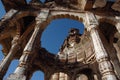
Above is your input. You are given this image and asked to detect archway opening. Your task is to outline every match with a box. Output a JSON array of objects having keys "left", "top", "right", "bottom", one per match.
[
  {"left": 31, "top": 71, "right": 44, "bottom": 80},
  {"left": 41, "top": 18, "right": 84, "bottom": 54},
  {"left": 99, "top": 22, "right": 117, "bottom": 44},
  {"left": 76, "top": 69, "right": 93, "bottom": 80},
  {"left": 18, "top": 16, "right": 35, "bottom": 35}
]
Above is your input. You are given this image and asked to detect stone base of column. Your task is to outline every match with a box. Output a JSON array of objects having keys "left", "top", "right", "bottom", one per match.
[
  {"left": 6, "top": 73, "right": 26, "bottom": 80},
  {"left": 102, "top": 74, "right": 117, "bottom": 80},
  {"left": 98, "top": 60, "right": 118, "bottom": 80}
]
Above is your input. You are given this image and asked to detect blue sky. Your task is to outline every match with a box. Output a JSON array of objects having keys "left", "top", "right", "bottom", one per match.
[{"left": 0, "top": 0, "right": 85, "bottom": 80}]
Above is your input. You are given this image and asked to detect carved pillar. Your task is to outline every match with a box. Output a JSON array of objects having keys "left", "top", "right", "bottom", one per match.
[
  {"left": 93, "top": 0, "right": 107, "bottom": 8},
  {"left": 0, "top": 35, "right": 20, "bottom": 79},
  {"left": 86, "top": 13, "right": 117, "bottom": 80},
  {"left": 0, "top": 9, "right": 19, "bottom": 79},
  {"left": 6, "top": 9, "right": 49, "bottom": 80},
  {"left": 114, "top": 20, "right": 120, "bottom": 79},
  {"left": 112, "top": 0, "right": 120, "bottom": 12}
]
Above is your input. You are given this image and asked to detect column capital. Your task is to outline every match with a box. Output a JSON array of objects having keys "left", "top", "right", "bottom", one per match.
[
  {"left": 87, "top": 25, "right": 98, "bottom": 32},
  {"left": 86, "top": 12, "right": 99, "bottom": 31},
  {"left": 36, "top": 9, "right": 50, "bottom": 25}
]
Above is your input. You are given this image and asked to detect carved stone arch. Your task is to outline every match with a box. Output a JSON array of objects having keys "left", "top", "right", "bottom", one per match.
[
  {"left": 49, "top": 11, "right": 84, "bottom": 22},
  {"left": 98, "top": 18, "right": 118, "bottom": 44},
  {"left": 11, "top": 11, "right": 38, "bottom": 36},
  {"left": 39, "top": 11, "right": 85, "bottom": 39},
  {"left": 13, "top": 11, "right": 38, "bottom": 20},
  {"left": 0, "top": 11, "right": 37, "bottom": 56},
  {"left": 98, "top": 18, "right": 120, "bottom": 37}
]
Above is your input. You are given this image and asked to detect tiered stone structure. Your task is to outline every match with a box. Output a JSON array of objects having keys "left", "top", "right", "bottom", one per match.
[{"left": 0, "top": 0, "right": 120, "bottom": 80}]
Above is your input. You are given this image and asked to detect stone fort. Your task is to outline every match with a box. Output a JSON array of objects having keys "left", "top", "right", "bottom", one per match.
[{"left": 0, "top": 0, "right": 120, "bottom": 80}]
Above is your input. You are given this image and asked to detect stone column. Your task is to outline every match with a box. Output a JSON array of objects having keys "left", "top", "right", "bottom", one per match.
[
  {"left": 112, "top": 0, "right": 120, "bottom": 12},
  {"left": 93, "top": 0, "right": 107, "bottom": 8},
  {"left": 0, "top": 9, "right": 19, "bottom": 79},
  {"left": 6, "top": 9, "right": 49, "bottom": 80},
  {"left": 86, "top": 13, "right": 117, "bottom": 80},
  {"left": 0, "top": 35, "right": 20, "bottom": 79}
]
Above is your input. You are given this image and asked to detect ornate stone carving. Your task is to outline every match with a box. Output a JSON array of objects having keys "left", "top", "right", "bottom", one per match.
[
  {"left": 58, "top": 28, "right": 96, "bottom": 64},
  {"left": 86, "top": 13, "right": 117, "bottom": 79}
]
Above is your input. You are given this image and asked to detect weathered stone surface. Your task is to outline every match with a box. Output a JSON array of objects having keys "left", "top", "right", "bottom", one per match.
[{"left": 0, "top": 0, "right": 120, "bottom": 80}]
